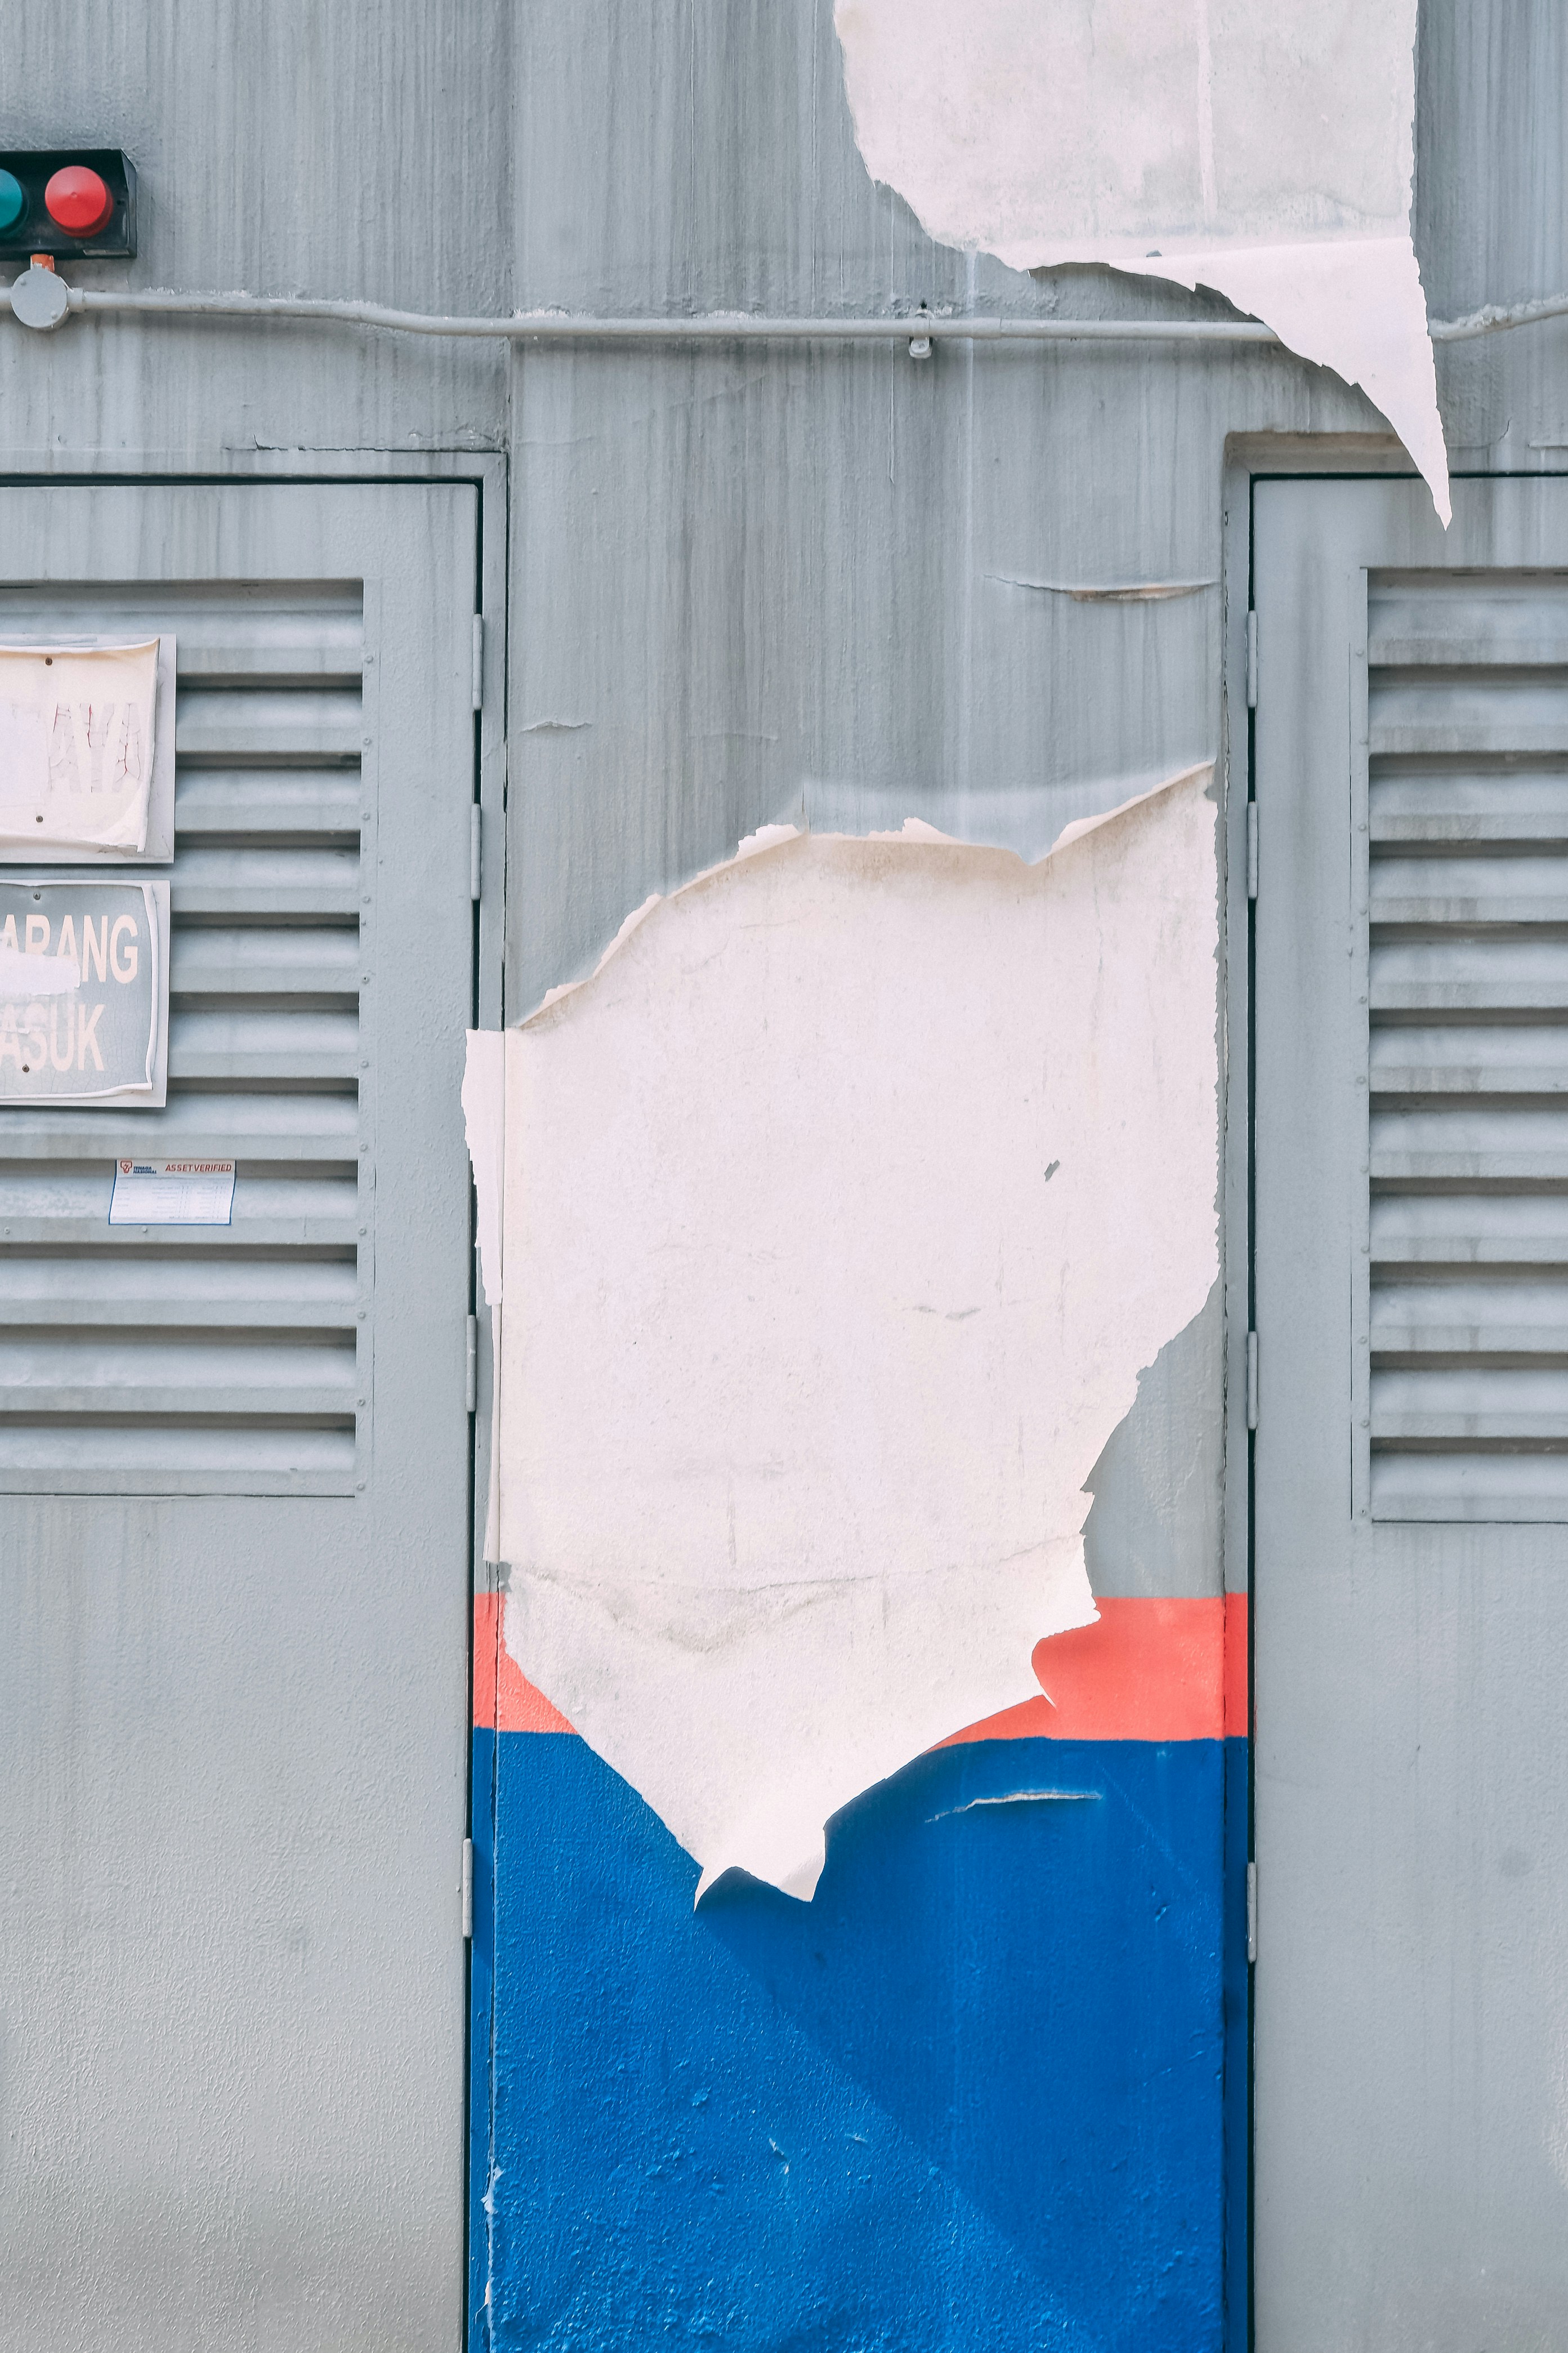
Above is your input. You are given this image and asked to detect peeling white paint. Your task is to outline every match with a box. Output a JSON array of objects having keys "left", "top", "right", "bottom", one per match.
[
  {"left": 785, "top": 765, "right": 1216, "bottom": 867},
  {"left": 465, "top": 765, "right": 1218, "bottom": 1901},
  {"left": 834, "top": 0, "right": 1449, "bottom": 523}
]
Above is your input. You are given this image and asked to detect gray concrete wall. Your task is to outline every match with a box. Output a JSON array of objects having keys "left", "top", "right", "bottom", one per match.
[
  {"left": 1, "top": 5, "right": 1560, "bottom": 973},
  {"left": 1, "top": 8, "right": 1565, "bottom": 2345},
  {"left": 1, "top": 0, "right": 513, "bottom": 458}
]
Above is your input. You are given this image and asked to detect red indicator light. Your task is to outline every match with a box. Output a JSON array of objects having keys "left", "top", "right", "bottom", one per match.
[{"left": 43, "top": 165, "right": 113, "bottom": 237}]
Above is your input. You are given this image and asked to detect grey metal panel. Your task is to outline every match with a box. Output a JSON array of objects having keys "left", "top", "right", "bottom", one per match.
[
  {"left": 0, "top": 582, "right": 369, "bottom": 1497},
  {"left": 1253, "top": 476, "right": 1568, "bottom": 2349},
  {"left": 0, "top": 483, "right": 476, "bottom": 2353},
  {"left": 1360, "top": 569, "right": 1568, "bottom": 1518}
]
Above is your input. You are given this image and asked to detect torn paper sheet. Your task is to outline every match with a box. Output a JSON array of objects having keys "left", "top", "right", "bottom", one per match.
[
  {"left": 834, "top": 0, "right": 1449, "bottom": 523},
  {"left": 466, "top": 765, "right": 1219, "bottom": 1900},
  {"left": 0, "top": 641, "right": 160, "bottom": 852}
]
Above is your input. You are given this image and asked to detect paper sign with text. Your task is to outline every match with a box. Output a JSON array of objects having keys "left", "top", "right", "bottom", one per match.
[
  {"left": 0, "top": 640, "right": 160, "bottom": 853},
  {"left": 0, "top": 879, "right": 166, "bottom": 1104},
  {"left": 110, "top": 1158, "right": 235, "bottom": 1226}
]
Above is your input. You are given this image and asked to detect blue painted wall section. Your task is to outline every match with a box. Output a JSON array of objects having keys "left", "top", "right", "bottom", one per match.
[
  {"left": 1222, "top": 1734, "right": 1250, "bottom": 2349},
  {"left": 470, "top": 1728, "right": 1230, "bottom": 2352}
]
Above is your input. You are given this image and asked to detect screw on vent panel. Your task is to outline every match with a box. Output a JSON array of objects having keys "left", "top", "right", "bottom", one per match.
[
  {"left": 0, "top": 579, "right": 371, "bottom": 1498},
  {"left": 1365, "top": 569, "right": 1568, "bottom": 1521}
]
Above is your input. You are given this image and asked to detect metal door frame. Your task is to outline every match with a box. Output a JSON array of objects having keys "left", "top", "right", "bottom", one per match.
[
  {"left": 0, "top": 448, "right": 508, "bottom": 2346},
  {"left": 1222, "top": 441, "right": 1568, "bottom": 2349}
]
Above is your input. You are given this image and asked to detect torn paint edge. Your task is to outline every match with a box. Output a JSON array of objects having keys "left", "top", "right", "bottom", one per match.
[
  {"left": 831, "top": 4, "right": 1449, "bottom": 521},
  {"left": 463, "top": 759, "right": 1216, "bottom": 1562},
  {"left": 514, "top": 762, "right": 1214, "bottom": 1031}
]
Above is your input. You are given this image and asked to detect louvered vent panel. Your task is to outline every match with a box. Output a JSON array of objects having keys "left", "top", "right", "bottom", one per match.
[
  {"left": 1368, "top": 573, "right": 1568, "bottom": 1519},
  {"left": 0, "top": 587, "right": 365, "bottom": 1495}
]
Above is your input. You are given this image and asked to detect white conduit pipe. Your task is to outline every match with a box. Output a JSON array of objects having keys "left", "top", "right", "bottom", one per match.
[{"left": 1, "top": 279, "right": 1562, "bottom": 345}]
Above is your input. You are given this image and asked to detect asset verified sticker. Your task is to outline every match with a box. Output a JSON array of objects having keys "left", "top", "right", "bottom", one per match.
[{"left": 109, "top": 1157, "right": 235, "bottom": 1226}]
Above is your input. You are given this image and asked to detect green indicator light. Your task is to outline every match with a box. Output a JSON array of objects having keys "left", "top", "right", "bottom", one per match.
[{"left": 0, "top": 171, "right": 24, "bottom": 237}]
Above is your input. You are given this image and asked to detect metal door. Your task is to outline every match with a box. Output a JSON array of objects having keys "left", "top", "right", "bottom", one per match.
[
  {"left": 1253, "top": 475, "right": 1568, "bottom": 2347},
  {"left": 0, "top": 483, "right": 478, "bottom": 2352}
]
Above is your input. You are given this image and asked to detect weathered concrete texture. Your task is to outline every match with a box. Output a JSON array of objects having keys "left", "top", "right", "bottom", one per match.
[
  {"left": 506, "top": 0, "right": 1568, "bottom": 1008},
  {"left": 1415, "top": 3, "right": 1568, "bottom": 454},
  {"left": 0, "top": 0, "right": 513, "bottom": 456},
  {"left": 0, "top": 6, "right": 1561, "bottom": 2351}
]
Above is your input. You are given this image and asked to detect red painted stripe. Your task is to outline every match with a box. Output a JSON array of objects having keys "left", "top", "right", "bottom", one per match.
[
  {"left": 473, "top": 1592, "right": 575, "bottom": 1732},
  {"left": 1223, "top": 1591, "right": 1248, "bottom": 1740},
  {"left": 941, "top": 1596, "right": 1228, "bottom": 1746},
  {"left": 474, "top": 1590, "right": 1250, "bottom": 1744}
]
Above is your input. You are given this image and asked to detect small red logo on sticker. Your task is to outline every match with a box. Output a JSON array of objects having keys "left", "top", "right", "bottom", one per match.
[{"left": 120, "top": 1161, "right": 132, "bottom": 1173}]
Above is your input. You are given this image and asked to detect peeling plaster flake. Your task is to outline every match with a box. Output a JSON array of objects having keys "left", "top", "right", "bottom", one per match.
[
  {"left": 834, "top": 0, "right": 1449, "bottom": 523},
  {"left": 471, "top": 768, "right": 1218, "bottom": 1901}
]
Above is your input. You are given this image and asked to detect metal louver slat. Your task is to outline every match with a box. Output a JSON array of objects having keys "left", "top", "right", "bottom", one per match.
[
  {"left": 176, "top": 689, "right": 364, "bottom": 766},
  {"left": 175, "top": 772, "right": 362, "bottom": 841},
  {"left": 1367, "top": 572, "right": 1568, "bottom": 1519},
  {"left": 0, "top": 581, "right": 367, "bottom": 1496}
]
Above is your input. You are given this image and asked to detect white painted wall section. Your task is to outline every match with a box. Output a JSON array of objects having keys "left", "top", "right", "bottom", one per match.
[
  {"left": 834, "top": 0, "right": 1449, "bottom": 522},
  {"left": 465, "top": 766, "right": 1219, "bottom": 1899}
]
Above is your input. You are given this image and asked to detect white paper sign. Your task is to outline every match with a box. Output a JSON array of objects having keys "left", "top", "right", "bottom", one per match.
[
  {"left": 0, "top": 640, "right": 160, "bottom": 853},
  {"left": 110, "top": 1158, "right": 235, "bottom": 1227}
]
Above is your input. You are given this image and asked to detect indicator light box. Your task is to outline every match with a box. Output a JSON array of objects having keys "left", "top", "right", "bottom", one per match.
[{"left": 0, "top": 150, "right": 136, "bottom": 260}]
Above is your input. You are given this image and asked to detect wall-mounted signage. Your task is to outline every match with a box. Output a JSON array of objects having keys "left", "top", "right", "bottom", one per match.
[
  {"left": 0, "top": 637, "right": 175, "bottom": 861},
  {"left": 0, "top": 879, "right": 168, "bottom": 1107},
  {"left": 109, "top": 1157, "right": 234, "bottom": 1225}
]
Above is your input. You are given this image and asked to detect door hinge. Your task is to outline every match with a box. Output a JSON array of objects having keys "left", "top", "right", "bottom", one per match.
[
  {"left": 462, "top": 1837, "right": 475, "bottom": 1940},
  {"left": 472, "top": 614, "right": 485, "bottom": 712},
  {"left": 1245, "top": 610, "right": 1258, "bottom": 709},
  {"left": 1246, "top": 1330, "right": 1259, "bottom": 1430},
  {"left": 1246, "top": 1860, "right": 1257, "bottom": 1963},
  {"left": 470, "top": 805, "right": 483, "bottom": 902},
  {"left": 466, "top": 1313, "right": 478, "bottom": 1414},
  {"left": 1245, "top": 800, "right": 1258, "bottom": 901}
]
